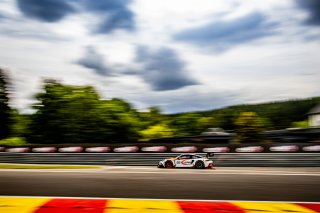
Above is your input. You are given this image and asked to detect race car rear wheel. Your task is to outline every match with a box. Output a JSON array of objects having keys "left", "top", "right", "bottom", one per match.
[
  {"left": 165, "top": 161, "right": 174, "bottom": 168},
  {"left": 195, "top": 161, "right": 205, "bottom": 169}
]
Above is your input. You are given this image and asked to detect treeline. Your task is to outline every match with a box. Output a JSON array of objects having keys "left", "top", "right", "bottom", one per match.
[
  {"left": 182, "top": 97, "right": 320, "bottom": 130},
  {"left": 0, "top": 69, "right": 319, "bottom": 145}
]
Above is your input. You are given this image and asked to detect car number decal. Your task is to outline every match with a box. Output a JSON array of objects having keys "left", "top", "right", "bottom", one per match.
[{"left": 181, "top": 160, "right": 191, "bottom": 165}]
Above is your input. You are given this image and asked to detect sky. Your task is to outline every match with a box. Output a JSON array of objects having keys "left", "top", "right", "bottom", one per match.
[{"left": 0, "top": 0, "right": 319, "bottom": 114}]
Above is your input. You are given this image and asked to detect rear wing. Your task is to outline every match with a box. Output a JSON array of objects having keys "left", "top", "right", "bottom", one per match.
[{"left": 206, "top": 153, "right": 215, "bottom": 158}]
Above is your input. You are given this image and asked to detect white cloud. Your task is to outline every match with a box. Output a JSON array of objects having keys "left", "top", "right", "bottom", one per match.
[{"left": 0, "top": 0, "right": 319, "bottom": 114}]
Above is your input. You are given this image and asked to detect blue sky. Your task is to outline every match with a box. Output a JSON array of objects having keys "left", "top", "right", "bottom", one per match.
[{"left": 0, "top": 0, "right": 319, "bottom": 113}]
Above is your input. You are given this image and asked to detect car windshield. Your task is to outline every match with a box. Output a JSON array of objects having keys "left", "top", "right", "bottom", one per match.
[
  {"left": 176, "top": 154, "right": 203, "bottom": 159},
  {"left": 177, "top": 155, "right": 191, "bottom": 159}
]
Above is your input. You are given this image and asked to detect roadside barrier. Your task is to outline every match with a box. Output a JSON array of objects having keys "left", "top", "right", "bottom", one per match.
[
  {"left": 85, "top": 147, "right": 110, "bottom": 152},
  {"left": 203, "top": 147, "right": 230, "bottom": 153},
  {"left": 32, "top": 147, "right": 57, "bottom": 153},
  {"left": 1, "top": 143, "right": 320, "bottom": 153},
  {"left": 0, "top": 153, "right": 319, "bottom": 167},
  {"left": 58, "top": 147, "right": 83, "bottom": 153},
  {"left": 303, "top": 145, "right": 320, "bottom": 151},
  {"left": 141, "top": 146, "right": 167, "bottom": 152},
  {"left": 5, "top": 147, "right": 30, "bottom": 153},
  {"left": 113, "top": 146, "right": 139, "bottom": 152},
  {"left": 269, "top": 145, "right": 299, "bottom": 152},
  {"left": 171, "top": 146, "right": 197, "bottom": 153},
  {"left": 235, "top": 146, "right": 264, "bottom": 153}
]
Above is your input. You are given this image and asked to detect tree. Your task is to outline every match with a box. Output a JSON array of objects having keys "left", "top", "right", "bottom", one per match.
[
  {"left": 0, "top": 69, "right": 12, "bottom": 139},
  {"left": 139, "top": 106, "right": 164, "bottom": 127},
  {"left": 234, "top": 112, "right": 266, "bottom": 143},
  {"left": 197, "top": 117, "right": 217, "bottom": 132},
  {"left": 140, "top": 123, "right": 174, "bottom": 141},
  {"left": 168, "top": 113, "right": 202, "bottom": 136},
  {"left": 28, "top": 80, "right": 101, "bottom": 143},
  {"left": 148, "top": 106, "right": 162, "bottom": 123},
  {"left": 10, "top": 109, "right": 30, "bottom": 137},
  {"left": 291, "top": 120, "right": 309, "bottom": 128},
  {"left": 28, "top": 80, "right": 140, "bottom": 144},
  {"left": 97, "top": 99, "right": 140, "bottom": 143},
  {"left": 214, "top": 111, "right": 237, "bottom": 130}
]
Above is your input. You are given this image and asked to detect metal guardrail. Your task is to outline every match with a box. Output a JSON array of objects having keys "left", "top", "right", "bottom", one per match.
[{"left": 0, "top": 153, "right": 320, "bottom": 167}]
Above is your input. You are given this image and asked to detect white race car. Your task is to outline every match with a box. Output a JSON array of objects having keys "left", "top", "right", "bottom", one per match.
[{"left": 157, "top": 153, "right": 214, "bottom": 169}]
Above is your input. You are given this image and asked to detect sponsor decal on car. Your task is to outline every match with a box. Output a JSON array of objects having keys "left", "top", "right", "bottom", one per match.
[{"left": 181, "top": 160, "right": 192, "bottom": 165}]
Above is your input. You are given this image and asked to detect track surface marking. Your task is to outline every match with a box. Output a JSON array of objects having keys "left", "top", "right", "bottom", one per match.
[{"left": 0, "top": 197, "right": 320, "bottom": 213}]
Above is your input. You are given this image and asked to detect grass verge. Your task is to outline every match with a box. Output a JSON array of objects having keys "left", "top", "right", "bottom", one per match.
[{"left": 0, "top": 163, "right": 102, "bottom": 169}]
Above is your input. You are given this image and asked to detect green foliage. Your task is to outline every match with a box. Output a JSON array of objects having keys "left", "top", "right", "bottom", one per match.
[
  {"left": 0, "top": 69, "right": 12, "bottom": 139},
  {"left": 148, "top": 106, "right": 163, "bottom": 123},
  {"left": 1, "top": 72, "right": 320, "bottom": 143},
  {"left": 10, "top": 110, "right": 30, "bottom": 137},
  {"left": 138, "top": 106, "right": 166, "bottom": 129},
  {"left": 212, "top": 98, "right": 320, "bottom": 129},
  {"left": 213, "top": 112, "right": 237, "bottom": 130},
  {"left": 139, "top": 123, "right": 174, "bottom": 141},
  {"left": 291, "top": 120, "right": 309, "bottom": 128},
  {"left": 169, "top": 97, "right": 320, "bottom": 131},
  {"left": 234, "top": 112, "right": 266, "bottom": 143},
  {"left": 28, "top": 80, "right": 140, "bottom": 143},
  {"left": 197, "top": 117, "right": 217, "bottom": 131},
  {"left": 0, "top": 137, "right": 27, "bottom": 146},
  {"left": 97, "top": 99, "right": 140, "bottom": 142},
  {"left": 29, "top": 81, "right": 99, "bottom": 143},
  {"left": 168, "top": 113, "right": 202, "bottom": 136}
]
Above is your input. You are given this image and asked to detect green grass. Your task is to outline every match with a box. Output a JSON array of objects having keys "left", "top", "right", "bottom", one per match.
[{"left": 0, "top": 163, "right": 102, "bottom": 169}]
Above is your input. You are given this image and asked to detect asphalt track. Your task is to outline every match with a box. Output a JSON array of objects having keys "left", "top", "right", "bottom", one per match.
[{"left": 0, "top": 167, "right": 319, "bottom": 202}]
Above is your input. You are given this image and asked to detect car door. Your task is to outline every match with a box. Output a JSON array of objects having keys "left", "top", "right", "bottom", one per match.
[{"left": 175, "top": 155, "right": 194, "bottom": 168}]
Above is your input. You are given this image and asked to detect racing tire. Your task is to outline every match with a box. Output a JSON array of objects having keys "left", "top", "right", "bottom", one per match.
[
  {"left": 195, "top": 161, "right": 205, "bottom": 169},
  {"left": 165, "top": 161, "right": 174, "bottom": 168}
]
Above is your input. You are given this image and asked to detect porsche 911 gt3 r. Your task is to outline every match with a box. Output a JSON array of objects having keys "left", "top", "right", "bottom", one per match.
[{"left": 157, "top": 154, "right": 214, "bottom": 169}]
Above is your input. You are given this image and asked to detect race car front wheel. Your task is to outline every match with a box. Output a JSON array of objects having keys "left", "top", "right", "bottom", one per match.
[
  {"left": 195, "top": 161, "right": 205, "bottom": 169},
  {"left": 165, "top": 161, "right": 174, "bottom": 168}
]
